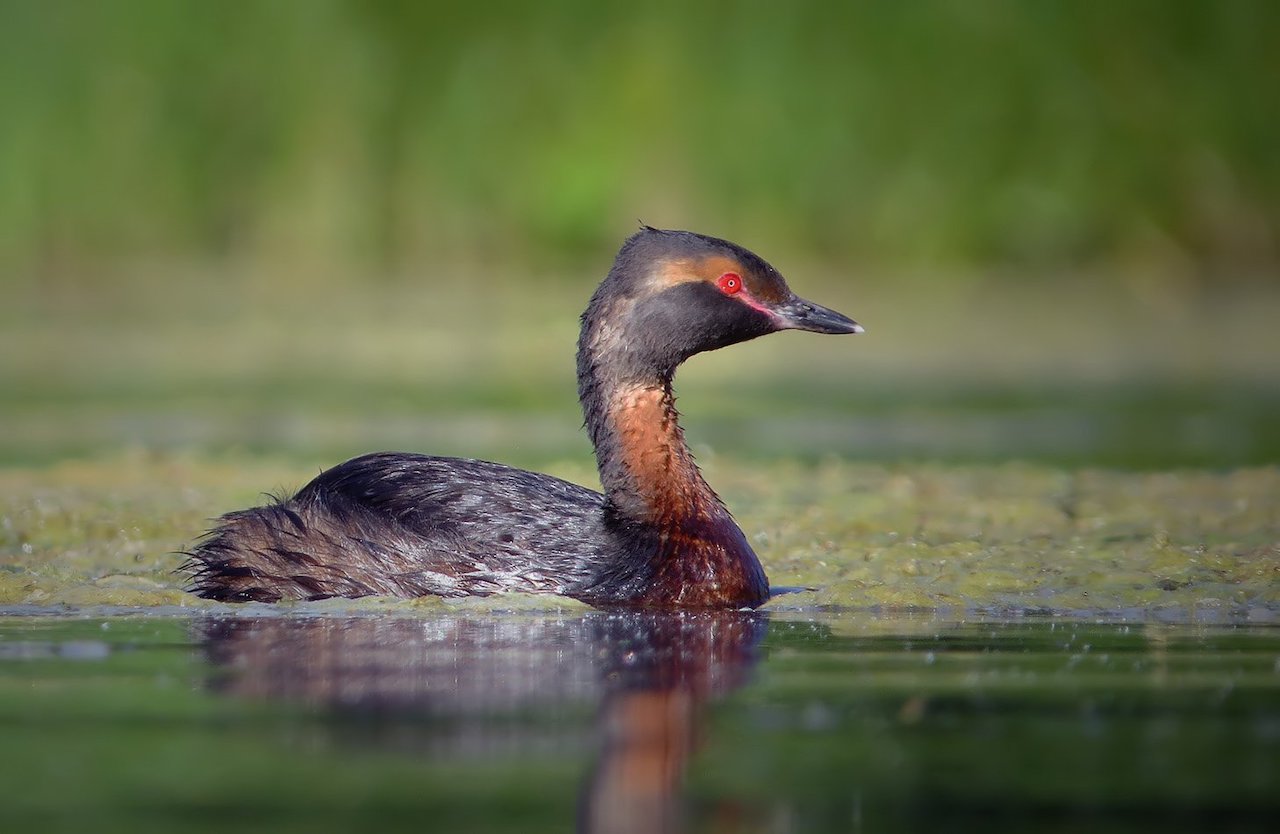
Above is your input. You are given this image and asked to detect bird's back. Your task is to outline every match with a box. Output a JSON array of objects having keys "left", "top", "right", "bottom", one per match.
[{"left": 187, "top": 453, "right": 612, "bottom": 602}]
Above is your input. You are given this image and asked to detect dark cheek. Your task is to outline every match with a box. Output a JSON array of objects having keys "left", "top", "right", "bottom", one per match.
[
  {"left": 688, "top": 285, "right": 768, "bottom": 332},
  {"left": 703, "top": 306, "right": 773, "bottom": 351},
  {"left": 632, "top": 283, "right": 777, "bottom": 364}
]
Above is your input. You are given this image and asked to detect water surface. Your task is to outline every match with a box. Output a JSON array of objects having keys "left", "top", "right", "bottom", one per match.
[{"left": 1, "top": 610, "right": 1275, "bottom": 833}]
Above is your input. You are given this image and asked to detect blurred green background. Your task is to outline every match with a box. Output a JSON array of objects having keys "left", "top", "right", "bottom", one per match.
[
  {"left": 1, "top": 0, "right": 1278, "bottom": 468},
  {"left": 4, "top": 0, "right": 1278, "bottom": 277}
]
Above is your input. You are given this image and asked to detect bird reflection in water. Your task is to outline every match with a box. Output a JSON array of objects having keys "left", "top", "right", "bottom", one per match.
[{"left": 197, "top": 611, "right": 766, "bottom": 833}]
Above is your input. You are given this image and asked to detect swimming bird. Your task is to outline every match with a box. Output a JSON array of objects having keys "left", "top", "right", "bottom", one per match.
[{"left": 185, "top": 227, "right": 861, "bottom": 608}]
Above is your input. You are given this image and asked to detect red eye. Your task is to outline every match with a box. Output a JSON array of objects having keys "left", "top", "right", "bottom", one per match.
[{"left": 718, "top": 273, "right": 742, "bottom": 295}]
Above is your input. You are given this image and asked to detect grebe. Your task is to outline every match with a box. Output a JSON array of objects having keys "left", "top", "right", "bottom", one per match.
[{"left": 185, "top": 227, "right": 861, "bottom": 608}]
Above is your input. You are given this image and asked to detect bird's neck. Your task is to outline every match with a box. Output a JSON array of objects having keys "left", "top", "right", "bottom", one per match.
[
  {"left": 581, "top": 370, "right": 723, "bottom": 525},
  {"left": 575, "top": 304, "right": 770, "bottom": 608},
  {"left": 577, "top": 322, "right": 722, "bottom": 525}
]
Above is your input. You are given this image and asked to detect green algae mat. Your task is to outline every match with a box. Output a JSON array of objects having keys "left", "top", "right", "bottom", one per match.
[
  {"left": 1, "top": 453, "right": 1276, "bottom": 617},
  {"left": 3, "top": 280, "right": 1278, "bottom": 616}
]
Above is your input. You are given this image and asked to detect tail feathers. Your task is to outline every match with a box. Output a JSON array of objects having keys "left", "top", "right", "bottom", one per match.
[{"left": 183, "top": 498, "right": 421, "bottom": 602}]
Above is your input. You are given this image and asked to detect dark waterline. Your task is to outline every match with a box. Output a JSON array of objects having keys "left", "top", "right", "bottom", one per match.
[{"left": 1, "top": 610, "right": 1277, "bottom": 833}]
